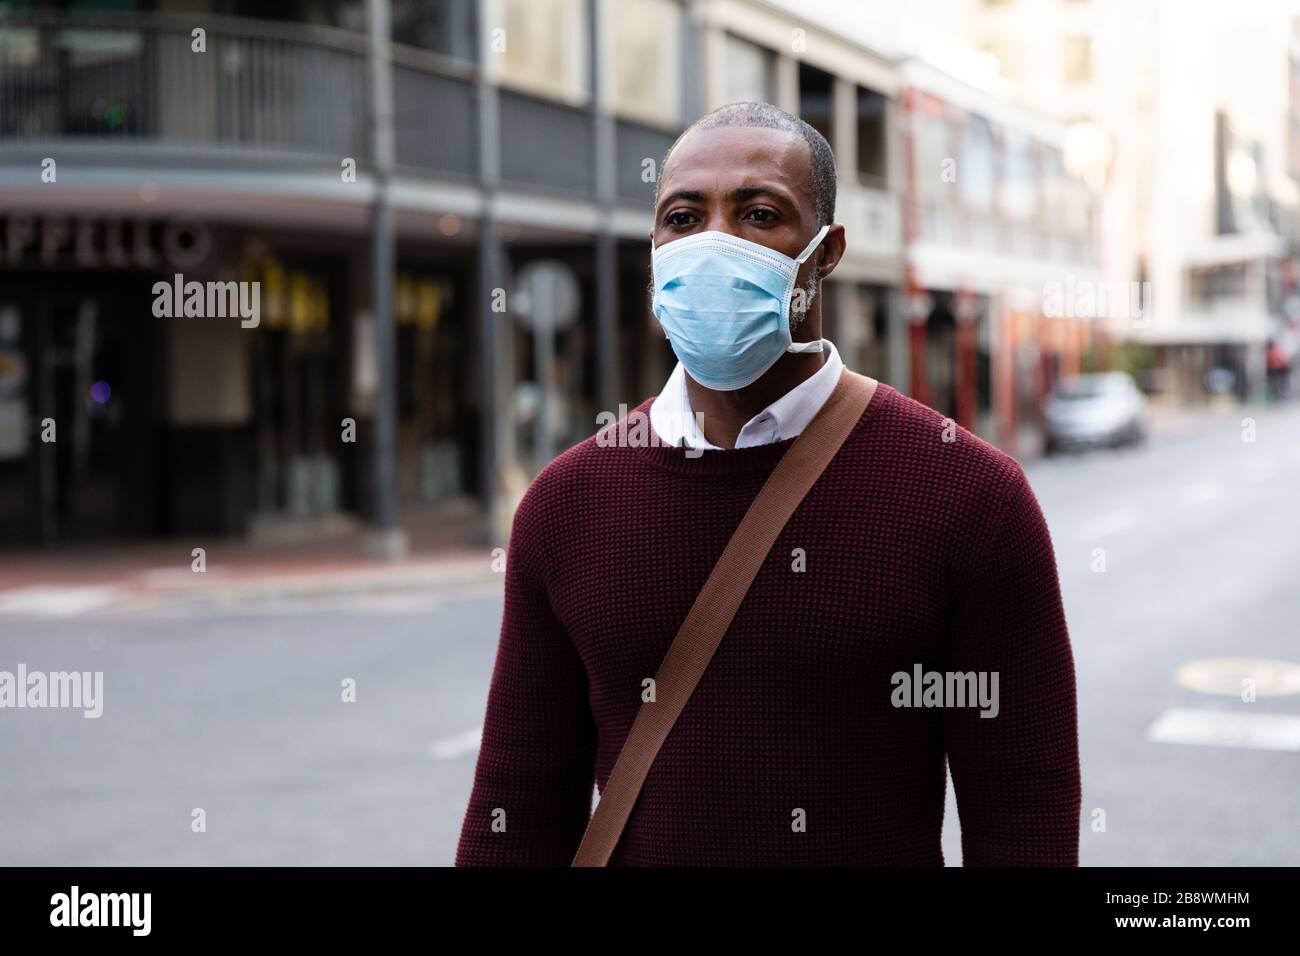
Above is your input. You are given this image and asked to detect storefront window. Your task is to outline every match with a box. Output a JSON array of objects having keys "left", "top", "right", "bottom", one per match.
[
  {"left": 395, "top": 270, "right": 463, "bottom": 503},
  {"left": 245, "top": 253, "right": 339, "bottom": 521}
]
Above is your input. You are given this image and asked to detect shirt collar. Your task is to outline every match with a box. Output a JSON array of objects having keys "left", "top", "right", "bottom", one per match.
[
  {"left": 752, "top": 338, "right": 843, "bottom": 444},
  {"left": 649, "top": 338, "right": 843, "bottom": 451}
]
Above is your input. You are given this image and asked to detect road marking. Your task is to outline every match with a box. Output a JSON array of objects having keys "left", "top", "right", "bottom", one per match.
[
  {"left": 1180, "top": 479, "right": 1223, "bottom": 506},
  {"left": 429, "top": 727, "right": 482, "bottom": 759},
  {"left": 1176, "top": 657, "right": 1300, "bottom": 697},
  {"left": 0, "top": 586, "right": 121, "bottom": 618},
  {"left": 1146, "top": 708, "right": 1300, "bottom": 752},
  {"left": 326, "top": 592, "right": 448, "bottom": 614},
  {"left": 1079, "top": 507, "right": 1138, "bottom": 541},
  {"left": 2, "top": 580, "right": 504, "bottom": 621},
  {"left": 1242, "top": 458, "right": 1276, "bottom": 482},
  {"left": 138, "top": 567, "right": 233, "bottom": 586}
]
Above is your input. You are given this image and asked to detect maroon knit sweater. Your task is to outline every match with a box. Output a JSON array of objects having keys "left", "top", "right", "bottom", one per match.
[{"left": 455, "top": 382, "right": 1081, "bottom": 866}]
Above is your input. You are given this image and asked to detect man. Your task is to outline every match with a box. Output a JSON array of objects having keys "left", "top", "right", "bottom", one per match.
[{"left": 455, "top": 102, "right": 1080, "bottom": 866}]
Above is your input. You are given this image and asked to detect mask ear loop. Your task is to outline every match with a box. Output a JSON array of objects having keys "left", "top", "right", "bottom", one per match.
[
  {"left": 785, "top": 224, "right": 831, "bottom": 353},
  {"left": 794, "top": 224, "right": 831, "bottom": 265}
]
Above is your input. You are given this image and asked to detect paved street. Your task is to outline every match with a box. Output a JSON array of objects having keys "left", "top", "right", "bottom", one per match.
[{"left": 2, "top": 403, "right": 1299, "bottom": 866}]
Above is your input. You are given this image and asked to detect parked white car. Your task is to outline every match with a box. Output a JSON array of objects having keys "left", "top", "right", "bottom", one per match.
[{"left": 1042, "top": 371, "right": 1147, "bottom": 454}]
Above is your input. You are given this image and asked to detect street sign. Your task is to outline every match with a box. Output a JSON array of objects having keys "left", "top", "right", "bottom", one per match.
[
  {"left": 514, "top": 260, "right": 579, "bottom": 333},
  {"left": 513, "top": 260, "right": 580, "bottom": 466}
]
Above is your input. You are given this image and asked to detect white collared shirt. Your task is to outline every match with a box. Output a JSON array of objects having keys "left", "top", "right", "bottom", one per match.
[{"left": 649, "top": 338, "right": 844, "bottom": 450}]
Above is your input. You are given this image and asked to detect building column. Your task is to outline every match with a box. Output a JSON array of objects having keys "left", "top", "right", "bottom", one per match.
[
  {"left": 887, "top": 284, "right": 910, "bottom": 393},
  {"left": 954, "top": 286, "right": 978, "bottom": 431},
  {"left": 884, "top": 95, "right": 905, "bottom": 194},
  {"left": 831, "top": 279, "right": 861, "bottom": 371},
  {"left": 699, "top": 23, "right": 728, "bottom": 113},
  {"left": 898, "top": 86, "right": 924, "bottom": 405},
  {"left": 365, "top": 0, "right": 405, "bottom": 559},
  {"left": 775, "top": 54, "right": 799, "bottom": 115},
  {"left": 907, "top": 270, "right": 931, "bottom": 408},
  {"left": 832, "top": 76, "right": 857, "bottom": 179},
  {"left": 591, "top": 0, "right": 620, "bottom": 415},
  {"left": 681, "top": 2, "right": 703, "bottom": 120},
  {"left": 994, "top": 295, "right": 1017, "bottom": 456},
  {"left": 476, "top": 12, "right": 514, "bottom": 546}
]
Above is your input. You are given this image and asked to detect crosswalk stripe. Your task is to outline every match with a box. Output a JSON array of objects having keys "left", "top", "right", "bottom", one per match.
[{"left": 1147, "top": 708, "right": 1300, "bottom": 752}]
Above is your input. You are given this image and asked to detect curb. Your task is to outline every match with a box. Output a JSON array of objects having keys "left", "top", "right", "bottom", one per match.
[{"left": 0, "top": 555, "right": 505, "bottom": 620}]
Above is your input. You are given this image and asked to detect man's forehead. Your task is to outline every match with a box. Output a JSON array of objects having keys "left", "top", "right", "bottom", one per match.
[{"left": 659, "top": 125, "right": 812, "bottom": 200}]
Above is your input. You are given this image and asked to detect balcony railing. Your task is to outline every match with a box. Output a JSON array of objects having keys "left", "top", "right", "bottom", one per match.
[{"left": 0, "top": 12, "right": 477, "bottom": 177}]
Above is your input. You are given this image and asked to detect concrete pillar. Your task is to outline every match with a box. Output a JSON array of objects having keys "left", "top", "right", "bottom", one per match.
[
  {"left": 591, "top": 0, "right": 620, "bottom": 415},
  {"left": 832, "top": 279, "right": 863, "bottom": 371},
  {"left": 832, "top": 76, "right": 857, "bottom": 180},
  {"left": 476, "top": 11, "right": 514, "bottom": 546},
  {"left": 775, "top": 54, "right": 799, "bottom": 115},
  {"left": 887, "top": 284, "right": 910, "bottom": 394},
  {"left": 365, "top": 0, "right": 406, "bottom": 560}
]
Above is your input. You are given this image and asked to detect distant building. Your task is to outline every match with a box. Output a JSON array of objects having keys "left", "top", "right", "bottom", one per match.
[{"left": 890, "top": 0, "right": 1300, "bottom": 403}]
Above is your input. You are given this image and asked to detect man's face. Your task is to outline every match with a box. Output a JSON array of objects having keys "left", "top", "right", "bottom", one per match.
[{"left": 651, "top": 125, "right": 843, "bottom": 330}]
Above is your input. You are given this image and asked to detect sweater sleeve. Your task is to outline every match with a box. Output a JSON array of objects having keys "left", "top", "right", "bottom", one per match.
[
  {"left": 454, "top": 492, "right": 597, "bottom": 867},
  {"left": 943, "top": 462, "right": 1081, "bottom": 866}
]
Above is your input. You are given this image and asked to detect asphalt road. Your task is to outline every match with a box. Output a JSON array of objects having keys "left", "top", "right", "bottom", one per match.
[{"left": 2, "top": 403, "right": 1299, "bottom": 866}]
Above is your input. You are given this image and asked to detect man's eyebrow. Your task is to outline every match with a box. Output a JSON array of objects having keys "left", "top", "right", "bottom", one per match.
[
  {"left": 656, "top": 184, "right": 797, "bottom": 209},
  {"left": 729, "top": 185, "right": 795, "bottom": 205},
  {"left": 656, "top": 188, "right": 707, "bottom": 208}
]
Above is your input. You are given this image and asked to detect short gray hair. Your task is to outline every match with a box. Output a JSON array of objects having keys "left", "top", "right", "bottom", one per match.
[{"left": 655, "top": 101, "right": 837, "bottom": 228}]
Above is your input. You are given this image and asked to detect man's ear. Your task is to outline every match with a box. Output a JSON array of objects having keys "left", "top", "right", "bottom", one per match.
[{"left": 816, "top": 224, "right": 846, "bottom": 280}]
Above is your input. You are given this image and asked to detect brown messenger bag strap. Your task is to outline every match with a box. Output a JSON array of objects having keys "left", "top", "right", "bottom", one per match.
[{"left": 570, "top": 368, "right": 879, "bottom": 866}]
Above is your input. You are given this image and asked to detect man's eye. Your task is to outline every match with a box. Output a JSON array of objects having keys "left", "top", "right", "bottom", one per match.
[
  {"left": 745, "top": 208, "right": 778, "bottom": 222},
  {"left": 666, "top": 211, "right": 696, "bottom": 227}
]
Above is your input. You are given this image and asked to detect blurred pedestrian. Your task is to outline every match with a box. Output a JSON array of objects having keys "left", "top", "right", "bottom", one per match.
[{"left": 1266, "top": 338, "right": 1291, "bottom": 400}]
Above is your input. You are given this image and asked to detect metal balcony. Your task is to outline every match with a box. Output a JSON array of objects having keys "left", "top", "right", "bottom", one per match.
[{"left": 0, "top": 12, "right": 477, "bottom": 178}]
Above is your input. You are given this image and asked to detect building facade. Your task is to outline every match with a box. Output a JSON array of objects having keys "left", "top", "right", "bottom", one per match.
[
  {"left": 0, "top": 0, "right": 692, "bottom": 545},
  {"left": 899, "top": 55, "right": 1102, "bottom": 454},
  {"left": 0, "top": 0, "right": 1100, "bottom": 547}
]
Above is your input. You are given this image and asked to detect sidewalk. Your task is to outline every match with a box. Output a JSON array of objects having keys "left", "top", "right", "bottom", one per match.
[
  {"left": 1141, "top": 393, "right": 1300, "bottom": 443},
  {"left": 1143, "top": 396, "right": 1242, "bottom": 439},
  {"left": 0, "top": 501, "right": 500, "bottom": 620},
  {"left": 5, "top": 397, "right": 1290, "bottom": 621}
]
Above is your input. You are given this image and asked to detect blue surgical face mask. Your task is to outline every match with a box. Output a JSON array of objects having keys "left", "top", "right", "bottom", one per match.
[{"left": 651, "top": 225, "right": 830, "bottom": 391}]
